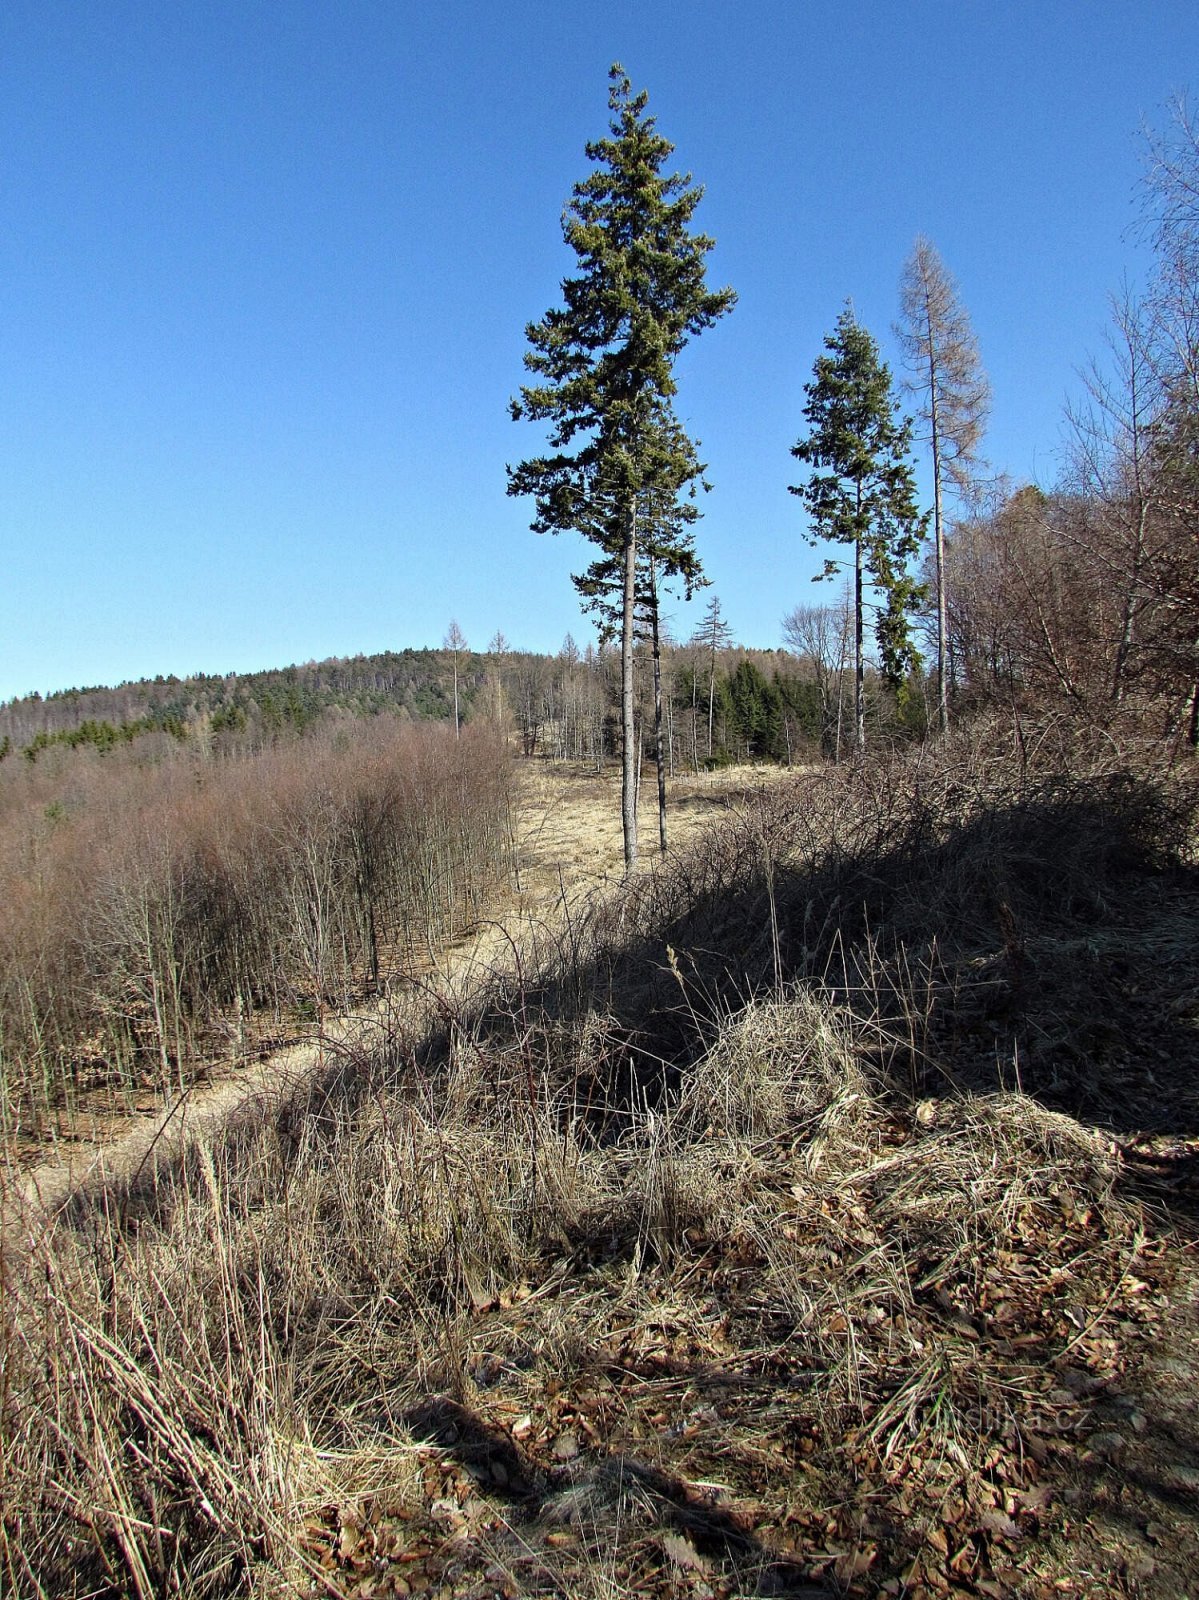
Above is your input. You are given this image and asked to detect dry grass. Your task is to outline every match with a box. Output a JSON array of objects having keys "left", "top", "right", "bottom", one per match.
[
  {"left": 508, "top": 759, "right": 791, "bottom": 896},
  {"left": 5, "top": 759, "right": 784, "bottom": 1211},
  {"left": 3, "top": 724, "right": 1198, "bottom": 1598}
]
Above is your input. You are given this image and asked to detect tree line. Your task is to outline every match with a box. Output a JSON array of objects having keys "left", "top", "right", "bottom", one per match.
[
  {"left": 495, "top": 616, "right": 924, "bottom": 771},
  {"left": 506, "top": 67, "right": 1199, "bottom": 872},
  {"left": 0, "top": 648, "right": 499, "bottom": 751},
  {"left": 0, "top": 630, "right": 910, "bottom": 770}
]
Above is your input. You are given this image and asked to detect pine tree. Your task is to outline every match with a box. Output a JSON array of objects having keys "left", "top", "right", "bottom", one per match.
[
  {"left": 508, "top": 65, "right": 735, "bottom": 870},
  {"left": 790, "top": 306, "right": 926, "bottom": 754}
]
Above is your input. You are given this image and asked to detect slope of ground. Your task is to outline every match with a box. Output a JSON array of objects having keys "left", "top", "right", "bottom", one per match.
[
  {"left": 5, "top": 761, "right": 783, "bottom": 1216},
  {"left": 4, "top": 732, "right": 1199, "bottom": 1600}
]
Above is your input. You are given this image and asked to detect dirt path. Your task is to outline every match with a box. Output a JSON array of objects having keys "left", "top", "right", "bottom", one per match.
[{"left": 4, "top": 761, "right": 781, "bottom": 1219}]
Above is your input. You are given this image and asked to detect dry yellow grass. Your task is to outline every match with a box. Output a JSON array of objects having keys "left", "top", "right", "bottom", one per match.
[
  {"left": 508, "top": 760, "right": 790, "bottom": 901},
  {"left": 6, "top": 758, "right": 791, "bottom": 1215},
  {"left": 5, "top": 733, "right": 1199, "bottom": 1598}
]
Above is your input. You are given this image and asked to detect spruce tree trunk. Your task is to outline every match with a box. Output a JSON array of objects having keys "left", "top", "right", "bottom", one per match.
[
  {"left": 621, "top": 503, "right": 639, "bottom": 871},
  {"left": 650, "top": 568, "right": 667, "bottom": 856},
  {"left": 854, "top": 525, "right": 866, "bottom": 755}
]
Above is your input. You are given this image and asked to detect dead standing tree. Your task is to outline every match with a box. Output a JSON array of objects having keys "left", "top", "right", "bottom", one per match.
[
  {"left": 896, "top": 237, "right": 990, "bottom": 734},
  {"left": 444, "top": 620, "right": 468, "bottom": 739}
]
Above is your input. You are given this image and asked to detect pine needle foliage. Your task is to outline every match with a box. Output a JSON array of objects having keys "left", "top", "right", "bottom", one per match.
[{"left": 571, "top": 407, "right": 709, "bottom": 639}]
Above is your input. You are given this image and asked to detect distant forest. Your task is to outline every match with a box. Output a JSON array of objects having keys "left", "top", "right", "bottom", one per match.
[{"left": 0, "top": 632, "right": 911, "bottom": 772}]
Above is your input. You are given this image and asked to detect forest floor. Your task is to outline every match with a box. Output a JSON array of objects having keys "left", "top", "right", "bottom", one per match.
[
  {"left": 6, "top": 744, "right": 1199, "bottom": 1600},
  {"left": 5, "top": 758, "right": 786, "bottom": 1217},
  {"left": 281, "top": 753, "right": 1199, "bottom": 1600}
]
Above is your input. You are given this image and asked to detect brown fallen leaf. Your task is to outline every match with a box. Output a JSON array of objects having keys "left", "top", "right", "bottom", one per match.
[
  {"left": 979, "top": 1509, "right": 1022, "bottom": 1541},
  {"left": 662, "top": 1532, "right": 708, "bottom": 1571},
  {"left": 834, "top": 1545, "right": 877, "bottom": 1584}
]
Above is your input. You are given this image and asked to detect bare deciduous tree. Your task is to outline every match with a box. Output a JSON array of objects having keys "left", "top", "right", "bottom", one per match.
[
  {"left": 782, "top": 591, "right": 852, "bottom": 761},
  {"left": 1143, "top": 95, "right": 1199, "bottom": 403},
  {"left": 444, "top": 620, "right": 468, "bottom": 739},
  {"left": 1064, "top": 288, "right": 1162, "bottom": 705},
  {"left": 1142, "top": 97, "right": 1199, "bottom": 739},
  {"left": 485, "top": 630, "right": 509, "bottom": 727},
  {"left": 896, "top": 237, "right": 990, "bottom": 734}
]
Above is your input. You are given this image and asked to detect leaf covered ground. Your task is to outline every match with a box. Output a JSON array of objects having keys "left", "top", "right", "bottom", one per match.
[{"left": 291, "top": 1068, "right": 1197, "bottom": 1600}]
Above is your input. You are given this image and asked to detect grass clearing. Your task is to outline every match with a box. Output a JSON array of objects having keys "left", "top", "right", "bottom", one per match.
[
  {"left": 3, "top": 726, "right": 1199, "bottom": 1597},
  {"left": 5, "top": 759, "right": 787, "bottom": 1208}
]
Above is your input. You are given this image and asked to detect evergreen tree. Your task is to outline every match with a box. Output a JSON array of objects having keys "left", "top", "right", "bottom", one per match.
[
  {"left": 790, "top": 306, "right": 926, "bottom": 753},
  {"left": 692, "top": 594, "right": 734, "bottom": 760},
  {"left": 508, "top": 65, "right": 735, "bottom": 870},
  {"left": 570, "top": 406, "right": 709, "bottom": 635},
  {"left": 771, "top": 670, "right": 822, "bottom": 762},
  {"left": 727, "top": 659, "right": 777, "bottom": 761}
]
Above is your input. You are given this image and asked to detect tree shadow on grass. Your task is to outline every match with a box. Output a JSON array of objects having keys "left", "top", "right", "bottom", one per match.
[
  {"left": 468, "top": 769, "right": 1199, "bottom": 1142},
  {"left": 39, "top": 768, "right": 1199, "bottom": 1597}
]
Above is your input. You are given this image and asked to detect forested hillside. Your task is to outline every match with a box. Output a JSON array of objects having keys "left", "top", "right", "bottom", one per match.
[
  {"left": 0, "top": 638, "right": 914, "bottom": 770},
  {"left": 0, "top": 648, "right": 490, "bottom": 748}
]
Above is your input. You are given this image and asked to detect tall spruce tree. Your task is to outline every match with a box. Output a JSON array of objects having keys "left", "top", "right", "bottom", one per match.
[
  {"left": 508, "top": 65, "right": 735, "bottom": 870},
  {"left": 790, "top": 306, "right": 926, "bottom": 754}
]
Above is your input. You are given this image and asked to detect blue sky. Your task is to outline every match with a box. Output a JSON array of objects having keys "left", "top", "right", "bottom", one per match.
[{"left": 1, "top": 1, "right": 1195, "bottom": 701}]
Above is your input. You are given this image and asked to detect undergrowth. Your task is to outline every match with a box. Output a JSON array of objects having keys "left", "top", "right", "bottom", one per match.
[{"left": 2, "top": 717, "right": 1197, "bottom": 1598}]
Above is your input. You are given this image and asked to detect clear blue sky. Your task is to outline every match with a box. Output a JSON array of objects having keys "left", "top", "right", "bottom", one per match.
[{"left": 1, "top": 1, "right": 1195, "bottom": 701}]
